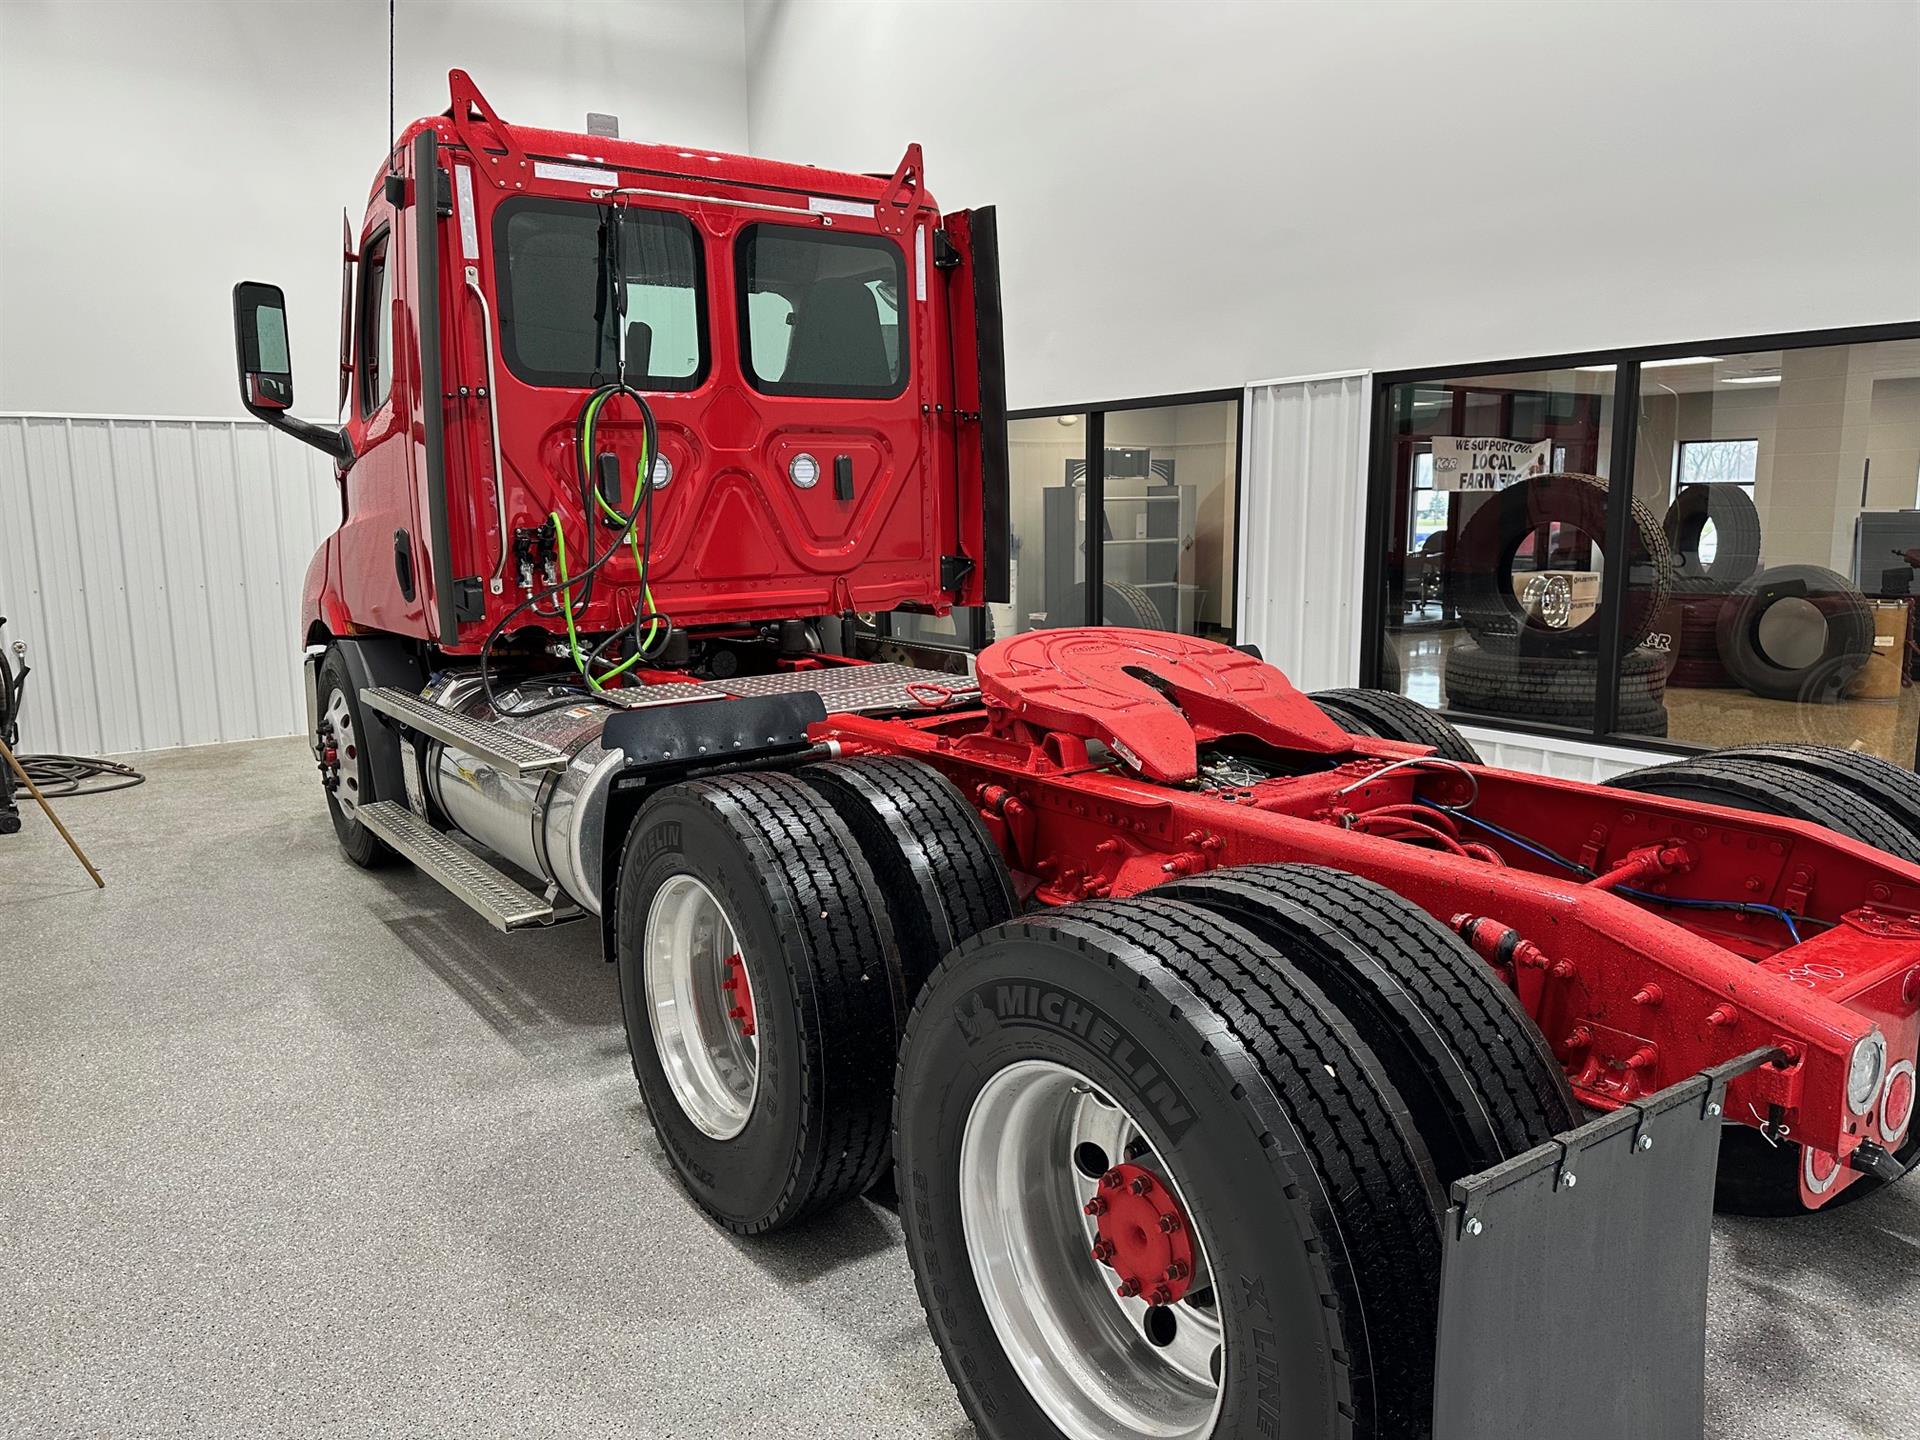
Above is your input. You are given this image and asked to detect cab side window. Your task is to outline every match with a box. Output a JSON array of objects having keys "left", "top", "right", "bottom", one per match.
[{"left": 358, "top": 232, "right": 392, "bottom": 415}]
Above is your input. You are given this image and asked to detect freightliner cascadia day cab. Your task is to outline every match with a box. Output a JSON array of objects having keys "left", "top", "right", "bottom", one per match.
[{"left": 234, "top": 72, "right": 1917, "bottom": 1440}]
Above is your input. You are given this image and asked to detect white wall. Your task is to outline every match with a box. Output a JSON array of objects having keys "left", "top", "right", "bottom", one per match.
[
  {"left": 0, "top": 0, "right": 748, "bottom": 419},
  {"left": 745, "top": 0, "right": 1920, "bottom": 411}
]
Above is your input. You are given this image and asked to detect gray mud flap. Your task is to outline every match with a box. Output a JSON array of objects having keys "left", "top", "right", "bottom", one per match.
[{"left": 1433, "top": 1048, "right": 1775, "bottom": 1440}]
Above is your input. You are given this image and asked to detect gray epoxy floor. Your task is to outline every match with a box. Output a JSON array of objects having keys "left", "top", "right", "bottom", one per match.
[{"left": 3, "top": 736, "right": 1916, "bottom": 1438}]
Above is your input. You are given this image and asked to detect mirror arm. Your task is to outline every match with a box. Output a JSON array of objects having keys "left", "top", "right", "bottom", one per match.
[{"left": 252, "top": 409, "right": 354, "bottom": 464}]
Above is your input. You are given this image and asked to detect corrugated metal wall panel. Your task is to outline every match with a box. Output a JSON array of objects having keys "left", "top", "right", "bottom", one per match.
[
  {"left": 0, "top": 415, "right": 338, "bottom": 756},
  {"left": 1236, "top": 373, "right": 1371, "bottom": 693}
]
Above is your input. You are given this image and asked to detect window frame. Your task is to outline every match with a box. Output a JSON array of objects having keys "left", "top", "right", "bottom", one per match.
[
  {"left": 1361, "top": 319, "right": 1920, "bottom": 757},
  {"left": 490, "top": 195, "right": 710, "bottom": 392},
  {"left": 734, "top": 223, "right": 910, "bottom": 401},
  {"left": 356, "top": 226, "right": 392, "bottom": 418}
]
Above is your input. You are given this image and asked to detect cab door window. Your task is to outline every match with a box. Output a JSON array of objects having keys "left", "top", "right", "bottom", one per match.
[{"left": 357, "top": 231, "right": 392, "bottom": 416}]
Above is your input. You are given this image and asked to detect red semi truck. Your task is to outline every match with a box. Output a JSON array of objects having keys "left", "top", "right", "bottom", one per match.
[{"left": 235, "top": 72, "right": 1916, "bottom": 1440}]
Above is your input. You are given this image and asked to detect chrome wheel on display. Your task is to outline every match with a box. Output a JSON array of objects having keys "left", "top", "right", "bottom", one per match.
[
  {"left": 960, "top": 1059, "right": 1224, "bottom": 1440},
  {"left": 644, "top": 874, "right": 759, "bottom": 1141}
]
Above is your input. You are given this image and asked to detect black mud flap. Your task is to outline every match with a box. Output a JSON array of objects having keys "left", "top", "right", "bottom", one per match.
[{"left": 1433, "top": 1048, "right": 1776, "bottom": 1440}]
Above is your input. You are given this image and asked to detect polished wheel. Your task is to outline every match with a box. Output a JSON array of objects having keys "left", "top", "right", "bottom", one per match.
[
  {"left": 321, "top": 687, "right": 366, "bottom": 823},
  {"left": 960, "top": 1059, "right": 1223, "bottom": 1440},
  {"left": 644, "top": 874, "right": 759, "bottom": 1140}
]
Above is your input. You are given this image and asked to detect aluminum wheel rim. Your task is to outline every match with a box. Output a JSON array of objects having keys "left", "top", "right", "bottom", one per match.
[
  {"left": 643, "top": 875, "right": 759, "bottom": 1140},
  {"left": 323, "top": 688, "right": 366, "bottom": 822},
  {"left": 960, "top": 1059, "right": 1224, "bottom": 1440}
]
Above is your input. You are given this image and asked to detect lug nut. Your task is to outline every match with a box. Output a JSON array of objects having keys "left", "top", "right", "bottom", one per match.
[
  {"left": 1129, "top": 1174, "right": 1155, "bottom": 1196},
  {"left": 1165, "top": 1260, "right": 1189, "bottom": 1281},
  {"left": 1116, "top": 1278, "right": 1141, "bottom": 1299},
  {"left": 1091, "top": 1239, "right": 1116, "bottom": 1265},
  {"left": 1084, "top": 1198, "right": 1108, "bottom": 1218},
  {"left": 1149, "top": 1286, "right": 1173, "bottom": 1307},
  {"left": 1102, "top": 1170, "right": 1125, "bottom": 1190},
  {"left": 1157, "top": 1214, "right": 1181, "bottom": 1234}
]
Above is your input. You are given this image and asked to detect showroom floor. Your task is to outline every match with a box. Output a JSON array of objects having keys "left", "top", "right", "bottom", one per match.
[{"left": 4, "top": 737, "right": 1918, "bottom": 1437}]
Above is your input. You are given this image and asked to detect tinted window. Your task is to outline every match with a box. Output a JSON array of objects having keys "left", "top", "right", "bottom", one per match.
[
  {"left": 738, "top": 226, "right": 906, "bottom": 398},
  {"left": 495, "top": 199, "right": 705, "bottom": 389},
  {"left": 358, "top": 232, "right": 392, "bottom": 415}
]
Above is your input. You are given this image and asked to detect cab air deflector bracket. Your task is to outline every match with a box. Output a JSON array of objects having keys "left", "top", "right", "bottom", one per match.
[{"left": 1433, "top": 1047, "right": 1776, "bottom": 1440}]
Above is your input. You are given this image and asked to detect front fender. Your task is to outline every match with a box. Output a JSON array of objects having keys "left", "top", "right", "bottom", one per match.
[{"left": 302, "top": 537, "right": 351, "bottom": 643}]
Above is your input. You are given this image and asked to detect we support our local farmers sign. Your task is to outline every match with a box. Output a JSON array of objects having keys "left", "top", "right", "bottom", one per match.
[{"left": 1431, "top": 437, "right": 1552, "bottom": 492}]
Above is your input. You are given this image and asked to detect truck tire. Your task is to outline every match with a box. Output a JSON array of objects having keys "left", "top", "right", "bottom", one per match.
[
  {"left": 1714, "top": 564, "right": 1873, "bottom": 702},
  {"left": 1444, "top": 640, "right": 1666, "bottom": 723},
  {"left": 1377, "top": 641, "right": 1403, "bottom": 691},
  {"left": 1606, "top": 753, "right": 1920, "bottom": 865},
  {"left": 1160, "top": 864, "right": 1577, "bottom": 1186},
  {"left": 1606, "top": 751, "right": 1920, "bottom": 1213},
  {"left": 1450, "top": 473, "right": 1671, "bottom": 655},
  {"left": 1308, "top": 687, "right": 1484, "bottom": 764},
  {"left": 316, "top": 646, "right": 398, "bottom": 868},
  {"left": 1058, "top": 580, "right": 1168, "bottom": 631},
  {"left": 797, "top": 756, "right": 1015, "bottom": 1005},
  {"left": 615, "top": 772, "right": 899, "bottom": 1233},
  {"left": 1716, "top": 743, "right": 1920, "bottom": 849},
  {"left": 1712, "top": 1116, "right": 1917, "bottom": 1217},
  {"left": 1664, "top": 483, "right": 1762, "bottom": 583},
  {"left": 896, "top": 897, "right": 1443, "bottom": 1440}
]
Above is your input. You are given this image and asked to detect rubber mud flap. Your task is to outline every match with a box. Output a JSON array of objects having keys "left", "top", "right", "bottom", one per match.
[{"left": 1433, "top": 1049, "right": 1773, "bottom": 1440}]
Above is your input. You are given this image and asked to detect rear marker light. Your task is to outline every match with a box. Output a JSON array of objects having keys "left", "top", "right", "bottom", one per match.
[
  {"left": 789, "top": 454, "right": 820, "bottom": 489},
  {"left": 1804, "top": 1146, "right": 1842, "bottom": 1196},
  {"left": 1847, "top": 1031, "right": 1888, "bottom": 1115},
  {"left": 651, "top": 455, "right": 672, "bottom": 489},
  {"left": 1882, "top": 1060, "right": 1915, "bottom": 1145}
]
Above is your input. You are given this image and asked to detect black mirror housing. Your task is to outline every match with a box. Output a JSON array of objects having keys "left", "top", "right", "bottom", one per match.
[
  {"left": 234, "top": 281, "right": 294, "bottom": 413},
  {"left": 231, "top": 281, "right": 351, "bottom": 463}
]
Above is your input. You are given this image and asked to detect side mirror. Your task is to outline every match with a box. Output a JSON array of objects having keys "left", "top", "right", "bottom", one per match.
[
  {"left": 231, "top": 281, "right": 352, "bottom": 463},
  {"left": 234, "top": 281, "right": 294, "bottom": 413}
]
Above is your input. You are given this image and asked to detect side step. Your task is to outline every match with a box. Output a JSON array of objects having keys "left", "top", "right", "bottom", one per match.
[
  {"left": 355, "top": 801, "right": 557, "bottom": 930},
  {"left": 359, "top": 686, "right": 567, "bottom": 778}
]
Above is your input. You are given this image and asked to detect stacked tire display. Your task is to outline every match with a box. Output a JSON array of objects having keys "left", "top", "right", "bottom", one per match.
[
  {"left": 1659, "top": 484, "right": 1877, "bottom": 704},
  {"left": 1440, "top": 475, "right": 1881, "bottom": 731},
  {"left": 615, "top": 758, "right": 1578, "bottom": 1440},
  {"left": 1442, "top": 472, "right": 1673, "bottom": 738}
]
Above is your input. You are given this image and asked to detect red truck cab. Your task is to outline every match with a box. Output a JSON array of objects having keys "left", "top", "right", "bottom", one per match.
[{"left": 237, "top": 69, "right": 1006, "bottom": 660}]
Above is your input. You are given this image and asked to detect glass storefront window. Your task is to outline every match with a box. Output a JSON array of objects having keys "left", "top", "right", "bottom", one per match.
[
  {"left": 1379, "top": 366, "right": 1621, "bottom": 732},
  {"left": 1369, "top": 328, "right": 1920, "bottom": 772},
  {"left": 1099, "top": 401, "right": 1240, "bottom": 640},
  {"left": 1003, "top": 395, "right": 1241, "bottom": 643},
  {"left": 1632, "top": 341, "right": 1920, "bottom": 764},
  {"left": 1007, "top": 413, "right": 1089, "bottom": 635}
]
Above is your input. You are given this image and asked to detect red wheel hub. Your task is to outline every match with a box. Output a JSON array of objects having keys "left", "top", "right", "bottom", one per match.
[
  {"left": 722, "top": 953, "right": 756, "bottom": 1038},
  {"left": 1084, "top": 1162, "right": 1195, "bottom": 1306}
]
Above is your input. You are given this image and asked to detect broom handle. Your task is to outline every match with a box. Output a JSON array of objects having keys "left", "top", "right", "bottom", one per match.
[{"left": 0, "top": 734, "right": 105, "bottom": 889}]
